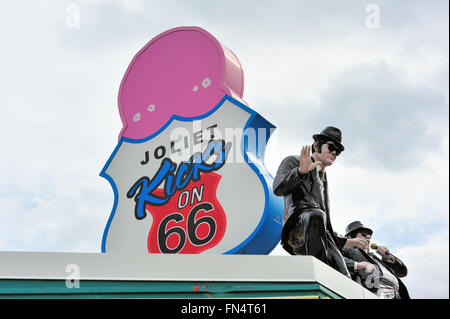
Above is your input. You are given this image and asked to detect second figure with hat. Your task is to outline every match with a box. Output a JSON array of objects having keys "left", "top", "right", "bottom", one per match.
[
  {"left": 273, "top": 126, "right": 367, "bottom": 276},
  {"left": 342, "top": 221, "right": 410, "bottom": 299}
]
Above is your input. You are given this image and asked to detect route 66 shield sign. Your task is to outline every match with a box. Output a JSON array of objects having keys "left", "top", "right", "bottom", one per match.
[{"left": 100, "top": 27, "right": 283, "bottom": 254}]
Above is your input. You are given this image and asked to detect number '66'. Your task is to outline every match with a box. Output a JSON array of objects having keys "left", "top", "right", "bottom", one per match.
[{"left": 158, "top": 202, "right": 216, "bottom": 253}]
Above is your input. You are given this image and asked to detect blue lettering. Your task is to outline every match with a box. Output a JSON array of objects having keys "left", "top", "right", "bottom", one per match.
[{"left": 127, "top": 139, "right": 232, "bottom": 220}]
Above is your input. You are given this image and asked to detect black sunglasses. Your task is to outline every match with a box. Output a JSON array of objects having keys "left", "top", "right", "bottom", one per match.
[
  {"left": 360, "top": 231, "right": 371, "bottom": 238},
  {"left": 325, "top": 143, "right": 342, "bottom": 156}
]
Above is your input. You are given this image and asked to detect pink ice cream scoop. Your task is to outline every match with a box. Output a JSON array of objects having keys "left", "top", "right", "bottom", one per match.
[{"left": 118, "top": 26, "right": 245, "bottom": 140}]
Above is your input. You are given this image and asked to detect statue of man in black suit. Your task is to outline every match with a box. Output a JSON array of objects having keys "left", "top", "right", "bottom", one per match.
[{"left": 342, "top": 221, "right": 410, "bottom": 299}]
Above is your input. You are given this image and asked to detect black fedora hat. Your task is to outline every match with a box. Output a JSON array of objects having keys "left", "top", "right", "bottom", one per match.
[
  {"left": 313, "top": 126, "right": 344, "bottom": 152},
  {"left": 345, "top": 221, "right": 373, "bottom": 237}
]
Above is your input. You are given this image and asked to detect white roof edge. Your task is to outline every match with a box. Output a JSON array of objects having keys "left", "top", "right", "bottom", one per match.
[
  {"left": 310, "top": 257, "right": 378, "bottom": 299},
  {"left": 0, "top": 251, "right": 377, "bottom": 298}
]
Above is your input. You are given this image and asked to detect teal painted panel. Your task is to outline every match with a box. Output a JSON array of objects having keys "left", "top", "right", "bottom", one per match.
[{"left": 0, "top": 280, "right": 342, "bottom": 299}]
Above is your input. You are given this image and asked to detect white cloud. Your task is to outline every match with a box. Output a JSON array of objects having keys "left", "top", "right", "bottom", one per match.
[
  {"left": 0, "top": 0, "right": 447, "bottom": 299},
  {"left": 395, "top": 234, "right": 449, "bottom": 298}
]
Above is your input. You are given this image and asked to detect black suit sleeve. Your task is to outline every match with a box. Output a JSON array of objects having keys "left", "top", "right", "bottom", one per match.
[
  {"left": 273, "top": 156, "right": 307, "bottom": 196},
  {"left": 382, "top": 254, "right": 408, "bottom": 278},
  {"left": 334, "top": 232, "right": 348, "bottom": 248},
  {"left": 341, "top": 248, "right": 357, "bottom": 271}
]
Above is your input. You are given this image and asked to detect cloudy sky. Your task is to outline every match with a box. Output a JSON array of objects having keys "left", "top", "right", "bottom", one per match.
[{"left": 0, "top": 1, "right": 448, "bottom": 298}]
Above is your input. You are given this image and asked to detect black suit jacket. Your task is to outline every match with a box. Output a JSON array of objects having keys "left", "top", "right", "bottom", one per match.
[
  {"left": 273, "top": 155, "right": 347, "bottom": 254},
  {"left": 342, "top": 247, "right": 410, "bottom": 299}
]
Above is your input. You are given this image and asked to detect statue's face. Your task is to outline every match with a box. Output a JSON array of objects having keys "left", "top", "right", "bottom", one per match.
[
  {"left": 316, "top": 141, "right": 338, "bottom": 167},
  {"left": 356, "top": 231, "right": 372, "bottom": 246}
]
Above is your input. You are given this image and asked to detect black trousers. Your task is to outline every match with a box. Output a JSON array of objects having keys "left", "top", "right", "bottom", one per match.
[{"left": 285, "top": 208, "right": 350, "bottom": 277}]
